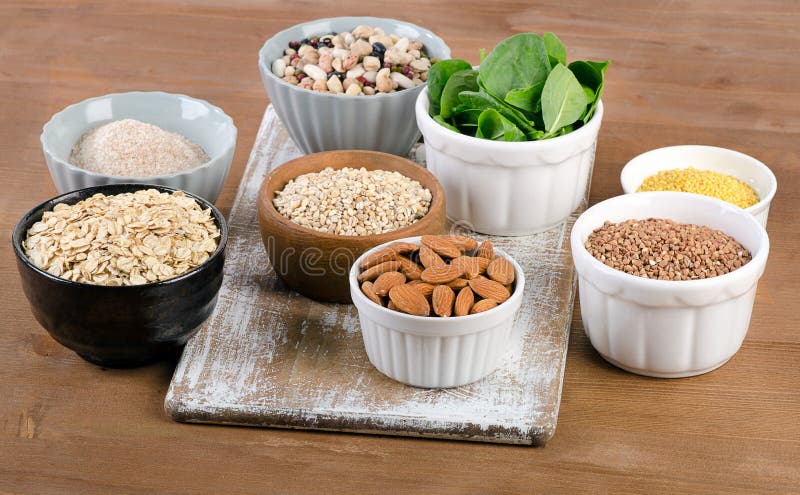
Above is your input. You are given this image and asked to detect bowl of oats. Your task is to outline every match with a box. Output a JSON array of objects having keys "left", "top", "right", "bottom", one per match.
[
  {"left": 12, "top": 184, "right": 228, "bottom": 368},
  {"left": 41, "top": 91, "right": 237, "bottom": 203},
  {"left": 257, "top": 150, "right": 446, "bottom": 303}
]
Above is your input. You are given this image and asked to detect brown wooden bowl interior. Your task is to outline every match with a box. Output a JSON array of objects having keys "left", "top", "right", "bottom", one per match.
[{"left": 257, "top": 150, "right": 446, "bottom": 303}]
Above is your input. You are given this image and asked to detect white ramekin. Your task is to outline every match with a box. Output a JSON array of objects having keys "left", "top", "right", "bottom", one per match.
[
  {"left": 349, "top": 237, "right": 526, "bottom": 388},
  {"left": 415, "top": 87, "right": 603, "bottom": 236},
  {"left": 571, "top": 192, "right": 770, "bottom": 378},
  {"left": 620, "top": 145, "right": 777, "bottom": 228},
  {"left": 41, "top": 91, "right": 237, "bottom": 203}
]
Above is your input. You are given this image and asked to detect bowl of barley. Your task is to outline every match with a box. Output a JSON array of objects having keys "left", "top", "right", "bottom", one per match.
[
  {"left": 257, "top": 150, "right": 446, "bottom": 303},
  {"left": 12, "top": 183, "right": 228, "bottom": 368}
]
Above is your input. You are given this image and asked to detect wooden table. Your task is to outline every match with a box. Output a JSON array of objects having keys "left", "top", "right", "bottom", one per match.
[{"left": 1, "top": 1, "right": 798, "bottom": 493}]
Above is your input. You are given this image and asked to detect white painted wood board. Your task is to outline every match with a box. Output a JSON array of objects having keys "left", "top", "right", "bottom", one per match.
[{"left": 165, "top": 105, "right": 586, "bottom": 445}]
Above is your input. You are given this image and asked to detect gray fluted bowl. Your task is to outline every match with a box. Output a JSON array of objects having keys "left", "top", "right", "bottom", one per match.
[
  {"left": 41, "top": 91, "right": 237, "bottom": 203},
  {"left": 258, "top": 17, "right": 451, "bottom": 156}
]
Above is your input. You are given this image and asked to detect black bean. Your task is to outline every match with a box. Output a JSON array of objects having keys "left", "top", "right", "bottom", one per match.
[{"left": 372, "top": 42, "right": 386, "bottom": 54}]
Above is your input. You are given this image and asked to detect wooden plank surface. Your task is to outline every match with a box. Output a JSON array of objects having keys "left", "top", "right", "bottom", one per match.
[
  {"left": 165, "top": 106, "right": 580, "bottom": 445},
  {"left": 1, "top": 0, "right": 798, "bottom": 493}
]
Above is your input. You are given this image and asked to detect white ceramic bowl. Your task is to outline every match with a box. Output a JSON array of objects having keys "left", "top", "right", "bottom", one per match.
[
  {"left": 41, "top": 91, "right": 237, "bottom": 203},
  {"left": 258, "top": 17, "right": 451, "bottom": 156},
  {"left": 571, "top": 192, "right": 769, "bottom": 378},
  {"left": 349, "top": 237, "right": 526, "bottom": 388},
  {"left": 416, "top": 87, "right": 603, "bottom": 236},
  {"left": 620, "top": 145, "right": 777, "bottom": 228}
]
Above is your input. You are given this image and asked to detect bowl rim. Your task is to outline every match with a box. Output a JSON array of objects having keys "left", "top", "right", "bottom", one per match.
[
  {"left": 40, "top": 90, "right": 238, "bottom": 181},
  {"left": 258, "top": 16, "right": 451, "bottom": 100},
  {"left": 570, "top": 191, "right": 769, "bottom": 291},
  {"left": 349, "top": 235, "right": 526, "bottom": 324},
  {"left": 416, "top": 85, "right": 604, "bottom": 150},
  {"left": 618, "top": 144, "right": 778, "bottom": 214},
  {"left": 257, "top": 149, "right": 446, "bottom": 242},
  {"left": 12, "top": 183, "right": 229, "bottom": 290}
]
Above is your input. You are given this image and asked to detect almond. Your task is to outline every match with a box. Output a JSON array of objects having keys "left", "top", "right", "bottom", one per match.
[
  {"left": 450, "top": 256, "right": 489, "bottom": 279},
  {"left": 358, "top": 260, "right": 403, "bottom": 282},
  {"left": 408, "top": 281, "right": 435, "bottom": 297},
  {"left": 487, "top": 256, "right": 515, "bottom": 285},
  {"left": 469, "top": 276, "right": 511, "bottom": 303},
  {"left": 441, "top": 235, "right": 478, "bottom": 252},
  {"left": 420, "top": 264, "right": 464, "bottom": 284},
  {"left": 387, "top": 300, "right": 398, "bottom": 311},
  {"left": 359, "top": 247, "right": 398, "bottom": 269},
  {"left": 432, "top": 285, "right": 455, "bottom": 317},
  {"left": 454, "top": 287, "right": 474, "bottom": 316},
  {"left": 360, "top": 281, "right": 382, "bottom": 306},
  {"left": 421, "top": 235, "right": 461, "bottom": 259},
  {"left": 389, "top": 284, "right": 430, "bottom": 316},
  {"left": 475, "top": 240, "right": 494, "bottom": 259},
  {"left": 387, "top": 241, "right": 420, "bottom": 254},
  {"left": 373, "top": 271, "right": 406, "bottom": 296},
  {"left": 397, "top": 255, "right": 422, "bottom": 280},
  {"left": 470, "top": 298, "right": 498, "bottom": 314},
  {"left": 419, "top": 245, "right": 446, "bottom": 268},
  {"left": 446, "top": 277, "right": 469, "bottom": 290}
]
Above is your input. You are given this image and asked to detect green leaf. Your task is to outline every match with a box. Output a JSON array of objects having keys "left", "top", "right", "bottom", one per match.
[
  {"left": 433, "top": 115, "right": 460, "bottom": 133},
  {"left": 476, "top": 109, "right": 527, "bottom": 142},
  {"left": 582, "top": 85, "right": 595, "bottom": 101},
  {"left": 568, "top": 60, "right": 610, "bottom": 122},
  {"left": 504, "top": 81, "right": 544, "bottom": 114},
  {"left": 427, "top": 59, "right": 473, "bottom": 116},
  {"left": 440, "top": 69, "right": 479, "bottom": 119},
  {"left": 541, "top": 63, "right": 589, "bottom": 134},
  {"left": 543, "top": 32, "right": 566, "bottom": 68},
  {"left": 460, "top": 88, "right": 539, "bottom": 138},
  {"left": 478, "top": 33, "right": 550, "bottom": 100}
]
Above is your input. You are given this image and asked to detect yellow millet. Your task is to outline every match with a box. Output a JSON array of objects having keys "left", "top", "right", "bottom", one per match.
[{"left": 637, "top": 167, "right": 760, "bottom": 209}]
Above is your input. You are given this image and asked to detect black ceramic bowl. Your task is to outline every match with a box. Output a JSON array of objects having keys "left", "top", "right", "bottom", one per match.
[{"left": 12, "top": 184, "right": 228, "bottom": 368}]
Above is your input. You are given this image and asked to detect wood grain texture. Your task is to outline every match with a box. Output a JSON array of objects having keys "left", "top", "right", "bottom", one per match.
[
  {"left": 1, "top": 1, "right": 799, "bottom": 493},
  {"left": 166, "top": 107, "right": 578, "bottom": 445}
]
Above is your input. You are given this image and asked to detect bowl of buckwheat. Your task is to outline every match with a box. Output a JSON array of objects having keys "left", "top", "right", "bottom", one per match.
[
  {"left": 41, "top": 91, "right": 237, "bottom": 203},
  {"left": 12, "top": 184, "right": 228, "bottom": 368},
  {"left": 570, "top": 191, "right": 770, "bottom": 378},
  {"left": 258, "top": 17, "right": 450, "bottom": 156},
  {"left": 257, "top": 150, "right": 446, "bottom": 303}
]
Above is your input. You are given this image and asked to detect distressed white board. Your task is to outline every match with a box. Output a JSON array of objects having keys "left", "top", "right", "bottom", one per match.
[{"left": 165, "top": 105, "right": 586, "bottom": 445}]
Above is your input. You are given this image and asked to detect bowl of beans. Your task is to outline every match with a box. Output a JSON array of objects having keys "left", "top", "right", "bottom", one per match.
[
  {"left": 41, "top": 91, "right": 237, "bottom": 203},
  {"left": 257, "top": 150, "right": 446, "bottom": 303},
  {"left": 12, "top": 184, "right": 228, "bottom": 368},
  {"left": 258, "top": 17, "right": 451, "bottom": 156},
  {"left": 570, "top": 191, "right": 769, "bottom": 378},
  {"left": 620, "top": 145, "right": 777, "bottom": 227}
]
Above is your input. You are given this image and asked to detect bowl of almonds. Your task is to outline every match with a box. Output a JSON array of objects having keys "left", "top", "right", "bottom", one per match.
[
  {"left": 349, "top": 234, "right": 525, "bottom": 388},
  {"left": 258, "top": 16, "right": 450, "bottom": 155},
  {"left": 12, "top": 184, "right": 228, "bottom": 368}
]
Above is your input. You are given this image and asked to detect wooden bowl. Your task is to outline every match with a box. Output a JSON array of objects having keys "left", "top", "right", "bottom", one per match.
[{"left": 257, "top": 150, "right": 446, "bottom": 303}]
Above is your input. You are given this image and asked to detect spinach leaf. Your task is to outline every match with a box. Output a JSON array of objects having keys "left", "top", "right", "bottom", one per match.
[
  {"left": 427, "top": 59, "right": 472, "bottom": 116},
  {"left": 568, "top": 60, "right": 610, "bottom": 122},
  {"left": 541, "top": 63, "right": 589, "bottom": 135},
  {"left": 475, "top": 109, "right": 526, "bottom": 141},
  {"left": 433, "top": 115, "right": 460, "bottom": 133},
  {"left": 478, "top": 33, "right": 550, "bottom": 100},
  {"left": 543, "top": 32, "right": 566, "bottom": 68},
  {"left": 460, "top": 89, "right": 539, "bottom": 138},
  {"left": 440, "top": 69, "right": 479, "bottom": 119},
  {"left": 504, "top": 81, "right": 544, "bottom": 114}
]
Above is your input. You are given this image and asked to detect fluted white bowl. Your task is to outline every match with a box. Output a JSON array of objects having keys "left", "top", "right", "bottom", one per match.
[
  {"left": 350, "top": 236, "right": 525, "bottom": 388},
  {"left": 416, "top": 87, "right": 603, "bottom": 236},
  {"left": 571, "top": 192, "right": 769, "bottom": 378},
  {"left": 41, "top": 91, "right": 237, "bottom": 203},
  {"left": 258, "top": 17, "right": 450, "bottom": 156},
  {"left": 620, "top": 145, "right": 777, "bottom": 228}
]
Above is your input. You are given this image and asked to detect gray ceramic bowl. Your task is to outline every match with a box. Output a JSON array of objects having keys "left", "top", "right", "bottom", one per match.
[
  {"left": 41, "top": 91, "right": 237, "bottom": 203},
  {"left": 258, "top": 17, "right": 451, "bottom": 156}
]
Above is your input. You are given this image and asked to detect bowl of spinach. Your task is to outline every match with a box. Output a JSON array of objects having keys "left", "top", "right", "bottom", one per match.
[{"left": 415, "top": 32, "right": 609, "bottom": 235}]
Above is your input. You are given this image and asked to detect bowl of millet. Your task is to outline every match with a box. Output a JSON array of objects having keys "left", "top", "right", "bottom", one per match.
[
  {"left": 620, "top": 145, "right": 777, "bottom": 227},
  {"left": 41, "top": 91, "right": 237, "bottom": 202},
  {"left": 257, "top": 150, "right": 446, "bottom": 303},
  {"left": 570, "top": 191, "right": 770, "bottom": 378},
  {"left": 258, "top": 17, "right": 451, "bottom": 156}
]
